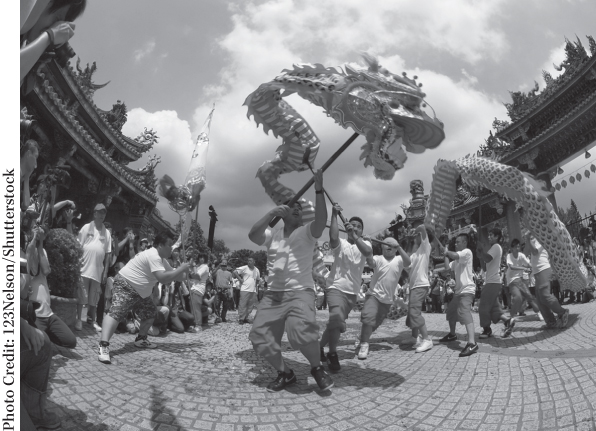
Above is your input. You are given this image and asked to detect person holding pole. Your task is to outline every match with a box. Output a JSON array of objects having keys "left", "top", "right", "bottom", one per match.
[
  {"left": 98, "top": 231, "right": 190, "bottom": 364},
  {"left": 320, "top": 204, "right": 372, "bottom": 371},
  {"left": 248, "top": 169, "right": 334, "bottom": 392}
]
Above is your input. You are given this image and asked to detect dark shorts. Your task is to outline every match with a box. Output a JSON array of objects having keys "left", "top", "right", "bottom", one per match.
[
  {"left": 406, "top": 286, "right": 429, "bottom": 329},
  {"left": 446, "top": 293, "right": 475, "bottom": 325},
  {"left": 249, "top": 290, "right": 319, "bottom": 357},
  {"left": 361, "top": 295, "right": 392, "bottom": 330},
  {"left": 108, "top": 274, "right": 157, "bottom": 323},
  {"left": 326, "top": 288, "right": 357, "bottom": 332}
]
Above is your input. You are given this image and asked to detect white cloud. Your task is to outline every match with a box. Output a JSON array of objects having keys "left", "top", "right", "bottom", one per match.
[
  {"left": 128, "top": 0, "right": 511, "bottom": 250},
  {"left": 133, "top": 40, "right": 156, "bottom": 62}
]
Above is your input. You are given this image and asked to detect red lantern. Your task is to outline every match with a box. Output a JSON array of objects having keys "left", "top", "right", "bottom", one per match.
[
  {"left": 591, "top": 164, "right": 596, "bottom": 173},
  {"left": 576, "top": 173, "right": 582, "bottom": 182},
  {"left": 570, "top": 176, "right": 575, "bottom": 184},
  {"left": 585, "top": 170, "right": 590, "bottom": 178},
  {"left": 555, "top": 183, "right": 561, "bottom": 191},
  {"left": 562, "top": 180, "right": 567, "bottom": 188}
]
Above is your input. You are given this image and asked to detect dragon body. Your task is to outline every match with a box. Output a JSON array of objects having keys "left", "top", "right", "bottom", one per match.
[
  {"left": 245, "top": 55, "right": 445, "bottom": 223},
  {"left": 425, "top": 155, "right": 588, "bottom": 292}
]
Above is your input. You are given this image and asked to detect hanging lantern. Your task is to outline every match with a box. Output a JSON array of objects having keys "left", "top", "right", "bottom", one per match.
[
  {"left": 591, "top": 164, "right": 596, "bottom": 173},
  {"left": 585, "top": 169, "right": 590, "bottom": 178},
  {"left": 576, "top": 173, "right": 582, "bottom": 182},
  {"left": 562, "top": 180, "right": 567, "bottom": 188},
  {"left": 555, "top": 183, "right": 561, "bottom": 191},
  {"left": 570, "top": 176, "right": 575, "bottom": 184}
]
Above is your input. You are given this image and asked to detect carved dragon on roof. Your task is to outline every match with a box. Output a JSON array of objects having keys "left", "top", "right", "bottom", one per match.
[
  {"left": 133, "top": 127, "right": 158, "bottom": 151},
  {"left": 74, "top": 58, "right": 110, "bottom": 96},
  {"left": 122, "top": 154, "right": 161, "bottom": 190}
]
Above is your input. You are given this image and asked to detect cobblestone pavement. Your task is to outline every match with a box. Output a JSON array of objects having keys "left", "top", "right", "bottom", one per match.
[{"left": 47, "top": 301, "right": 596, "bottom": 431}]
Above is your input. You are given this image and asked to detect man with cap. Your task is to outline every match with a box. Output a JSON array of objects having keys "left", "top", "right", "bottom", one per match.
[
  {"left": 76, "top": 203, "right": 112, "bottom": 331},
  {"left": 320, "top": 204, "right": 372, "bottom": 371},
  {"left": 357, "top": 237, "right": 410, "bottom": 360}
]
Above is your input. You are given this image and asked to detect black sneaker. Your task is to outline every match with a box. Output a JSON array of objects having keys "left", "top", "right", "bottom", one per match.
[
  {"left": 502, "top": 318, "right": 515, "bottom": 338},
  {"left": 479, "top": 327, "right": 492, "bottom": 339},
  {"left": 327, "top": 352, "right": 341, "bottom": 372},
  {"left": 266, "top": 369, "right": 297, "bottom": 392},
  {"left": 459, "top": 342, "right": 478, "bottom": 357},
  {"left": 320, "top": 347, "right": 327, "bottom": 364},
  {"left": 439, "top": 333, "right": 457, "bottom": 342},
  {"left": 311, "top": 366, "right": 334, "bottom": 391}
]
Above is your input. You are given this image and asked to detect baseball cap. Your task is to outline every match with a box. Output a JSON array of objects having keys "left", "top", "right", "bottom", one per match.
[
  {"left": 94, "top": 203, "right": 107, "bottom": 212},
  {"left": 140, "top": 238, "right": 149, "bottom": 244}
]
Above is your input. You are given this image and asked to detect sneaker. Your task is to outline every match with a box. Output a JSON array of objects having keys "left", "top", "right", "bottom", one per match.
[
  {"left": 459, "top": 342, "right": 478, "bottom": 357},
  {"left": 502, "top": 318, "right": 515, "bottom": 338},
  {"left": 31, "top": 410, "right": 61, "bottom": 430},
  {"left": 134, "top": 335, "right": 157, "bottom": 349},
  {"left": 266, "top": 369, "right": 297, "bottom": 392},
  {"left": 558, "top": 309, "right": 570, "bottom": 328},
  {"left": 415, "top": 338, "right": 433, "bottom": 353},
  {"left": 537, "top": 312, "right": 544, "bottom": 321},
  {"left": 320, "top": 348, "right": 327, "bottom": 364},
  {"left": 311, "top": 366, "right": 334, "bottom": 391},
  {"left": 439, "top": 333, "right": 457, "bottom": 342},
  {"left": 214, "top": 317, "right": 222, "bottom": 324},
  {"left": 221, "top": 318, "right": 227, "bottom": 323},
  {"left": 98, "top": 342, "right": 111, "bottom": 364},
  {"left": 327, "top": 352, "right": 341, "bottom": 372},
  {"left": 74, "top": 319, "right": 83, "bottom": 331},
  {"left": 479, "top": 327, "right": 492, "bottom": 339},
  {"left": 358, "top": 342, "right": 369, "bottom": 360},
  {"left": 86, "top": 317, "right": 94, "bottom": 325},
  {"left": 93, "top": 321, "right": 102, "bottom": 332},
  {"left": 518, "top": 312, "right": 526, "bottom": 317},
  {"left": 542, "top": 321, "right": 558, "bottom": 329},
  {"left": 186, "top": 326, "right": 198, "bottom": 333}
]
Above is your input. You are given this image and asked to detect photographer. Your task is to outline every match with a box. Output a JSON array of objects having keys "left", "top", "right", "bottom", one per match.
[{"left": 20, "top": 0, "right": 87, "bottom": 82}]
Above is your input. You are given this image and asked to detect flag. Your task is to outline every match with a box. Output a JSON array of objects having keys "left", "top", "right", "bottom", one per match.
[{"left": 184, "top": 105, "right": 215, "bottom": 210}]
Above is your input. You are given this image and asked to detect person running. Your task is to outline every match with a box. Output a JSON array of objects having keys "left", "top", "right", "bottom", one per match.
[
  {"left": 97, "top": 231, "right": 190, "bottom": 364},
  {"left": 506, "top": 238, "right": 541, "bottom": 322},
  {"left": 438, "top": 233, "right": 478, "bottom": 357},
  {"left": 248, "top": 169, "right": 334, "bottom": 392},
  {"left": 357, "top": 237, "right": 410, "bottom": 360},
  {"left": 319, "top": 204, "right": 372, "bottom": 371},
  {"left": 476, "top": 228, "right": 513, "bottom": 339},
  {"left": 404, "top": 225, "right": 435, "bottom": 353},
  {"left": 524, "top": 232, "right": 569, "bottom": 329}
]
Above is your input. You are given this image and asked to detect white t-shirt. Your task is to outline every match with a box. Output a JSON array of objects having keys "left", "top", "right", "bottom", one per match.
[
  {"left": 485, "top": 244, "right": 502, "bottom": 285},
  {"left": 30, "top": 249, "right": 52, "bottom": 318},
  {"left": 119, "top": 248, "right": 174, "bottom": 298},
  {"left": 506, "top": 252, "right": 530, "bottom": 283},
  {"left": 237, "top": 265, "right": 260, "bottom": 293},
  {"left": 328, "top": 238, "right": 371, "bottom": 295},
  {"left": 190, "top": 264, "right": 210, "bottom": 295},
  {"left": 530, "top": 238, "right": 550, "bottom": 274},
  {"left": 449, "top": 249, "right": 475, "bottom": 295},
  {"left": 78, "top": 222, "right": 112, "bottom": 282},
  {"left": 367, "top": 255, "right": 404, "bottom": 304},
  {"left": 409, "top": 235, "right": 431, "bottom": 289},
  {"left": 261, "top": 222, "right": 318, "bottom": 291}
]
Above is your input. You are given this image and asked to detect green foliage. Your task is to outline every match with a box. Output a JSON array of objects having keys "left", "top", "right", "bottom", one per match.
[
  {"left": 174, "top": 218, "right": 230, "bottom": 264},
  {"left": 558, "top": 199, "right": 583, "bottom": 239},
  {"left": 45, "top": 228, "right": 83, "bottom": 298}
]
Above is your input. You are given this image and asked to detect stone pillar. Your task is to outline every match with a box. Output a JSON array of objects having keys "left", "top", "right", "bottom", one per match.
[{"left": 505, "top": 200, "right": 522, "bottom": 243}]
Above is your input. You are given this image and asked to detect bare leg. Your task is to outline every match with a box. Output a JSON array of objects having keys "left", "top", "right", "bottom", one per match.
[
  {"left": 100, "top": 314, "right": 119, "bottom": 343},
  {"left": 465, "top": 322, "right": 476, "bottom": 344}
]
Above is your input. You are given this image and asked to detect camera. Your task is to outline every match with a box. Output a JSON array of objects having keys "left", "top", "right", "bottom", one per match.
[{"left": 54, "top": 42, "right": 76, "bottom": 68}]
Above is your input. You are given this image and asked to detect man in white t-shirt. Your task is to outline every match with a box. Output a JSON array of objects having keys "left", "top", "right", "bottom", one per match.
[
  {"left": 358, "top": 237, "right": 410, "bottom": 360},
  {"left": 76, "top": 203, "right": 112, "bottom": 332},
  {"left": 524, "top": 232, "right": 569, "bottom": 329},
  {"left": 248, "top": 169, "right": 334, "bottom": 393},
  {"left": 439, "top": 233, "right": 478, "bottom": 357},
  {"left": 189, "top": 253, "right": 210, "bottom": 330},
  {"left": 404, "top": 225, "right": 435, "bottom": 353},
  {"left": 234, "top": 257, "right": 261, "bottom": 324},
  {"left": 320, "top": 204, "right": 372, "bottom": 371},
  {"left": 97, "top": 231, "right": 190, "bottom": 364},
  {"left": 476, "top": 228, "right": 513, "bottom": 339},
  {"left": 506, "top": 238, "right": 541, "bottom": 320}
]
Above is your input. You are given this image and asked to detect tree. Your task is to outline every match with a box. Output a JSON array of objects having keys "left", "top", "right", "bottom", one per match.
[
  {"left": 175, "top": 218, "right": 209, "bottom": 261},
  {"left": 211, "top": 239, "right": 230, "bottom": 260},
  {"left": 558, "top": 199, "right": 582, "bottom": 239}
]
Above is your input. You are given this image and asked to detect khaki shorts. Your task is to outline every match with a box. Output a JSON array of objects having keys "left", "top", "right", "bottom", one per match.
[
  {"left": 360, "top": 295, "right": 392, "bottom": 331},
  {"left": 406, "top": 286, "right": 429, "bottom": 329},
  {"left": 249, "top": 290, "right": 319, "bottom": 357},
  {"left": 446, "top": 293, "right": 475, "bottom": 325},
  {"left": 77, "top": 276, "right": 102, "bottom": 307},
  {"left": 326, "top": 288, "right": 357, "bottom": 332}
]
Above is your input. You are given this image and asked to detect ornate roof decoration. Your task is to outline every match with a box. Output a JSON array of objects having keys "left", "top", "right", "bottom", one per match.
[
  {"left": 476, "top": 130, "right": 512, "bottom": 159},
  {"left": 501, "top": 36, "right": 593, "bottom": 123},
  {"left": 133, "top": 127, "right": 159, "bottom": 152},
  {"left": 122, "top": 154, "right": 161, "bottom": 191},
  {"left": 34, "top": 67, "right": 158, "bottom": 202},
  {"left": 74, "top": 58, "right": 109, "bottom": 97},
  {"left": 102, "top": 100, "right": 128, "bottom": 132}
]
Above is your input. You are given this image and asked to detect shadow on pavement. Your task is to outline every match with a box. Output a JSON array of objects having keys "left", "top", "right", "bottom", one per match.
[{"left": 49, "top": 402, "right": 110, "bottom": 431}]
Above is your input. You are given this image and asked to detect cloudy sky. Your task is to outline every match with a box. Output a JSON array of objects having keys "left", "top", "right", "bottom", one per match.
[{"left": 63, "top": 0, "right": 596, "bottom": 250}]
